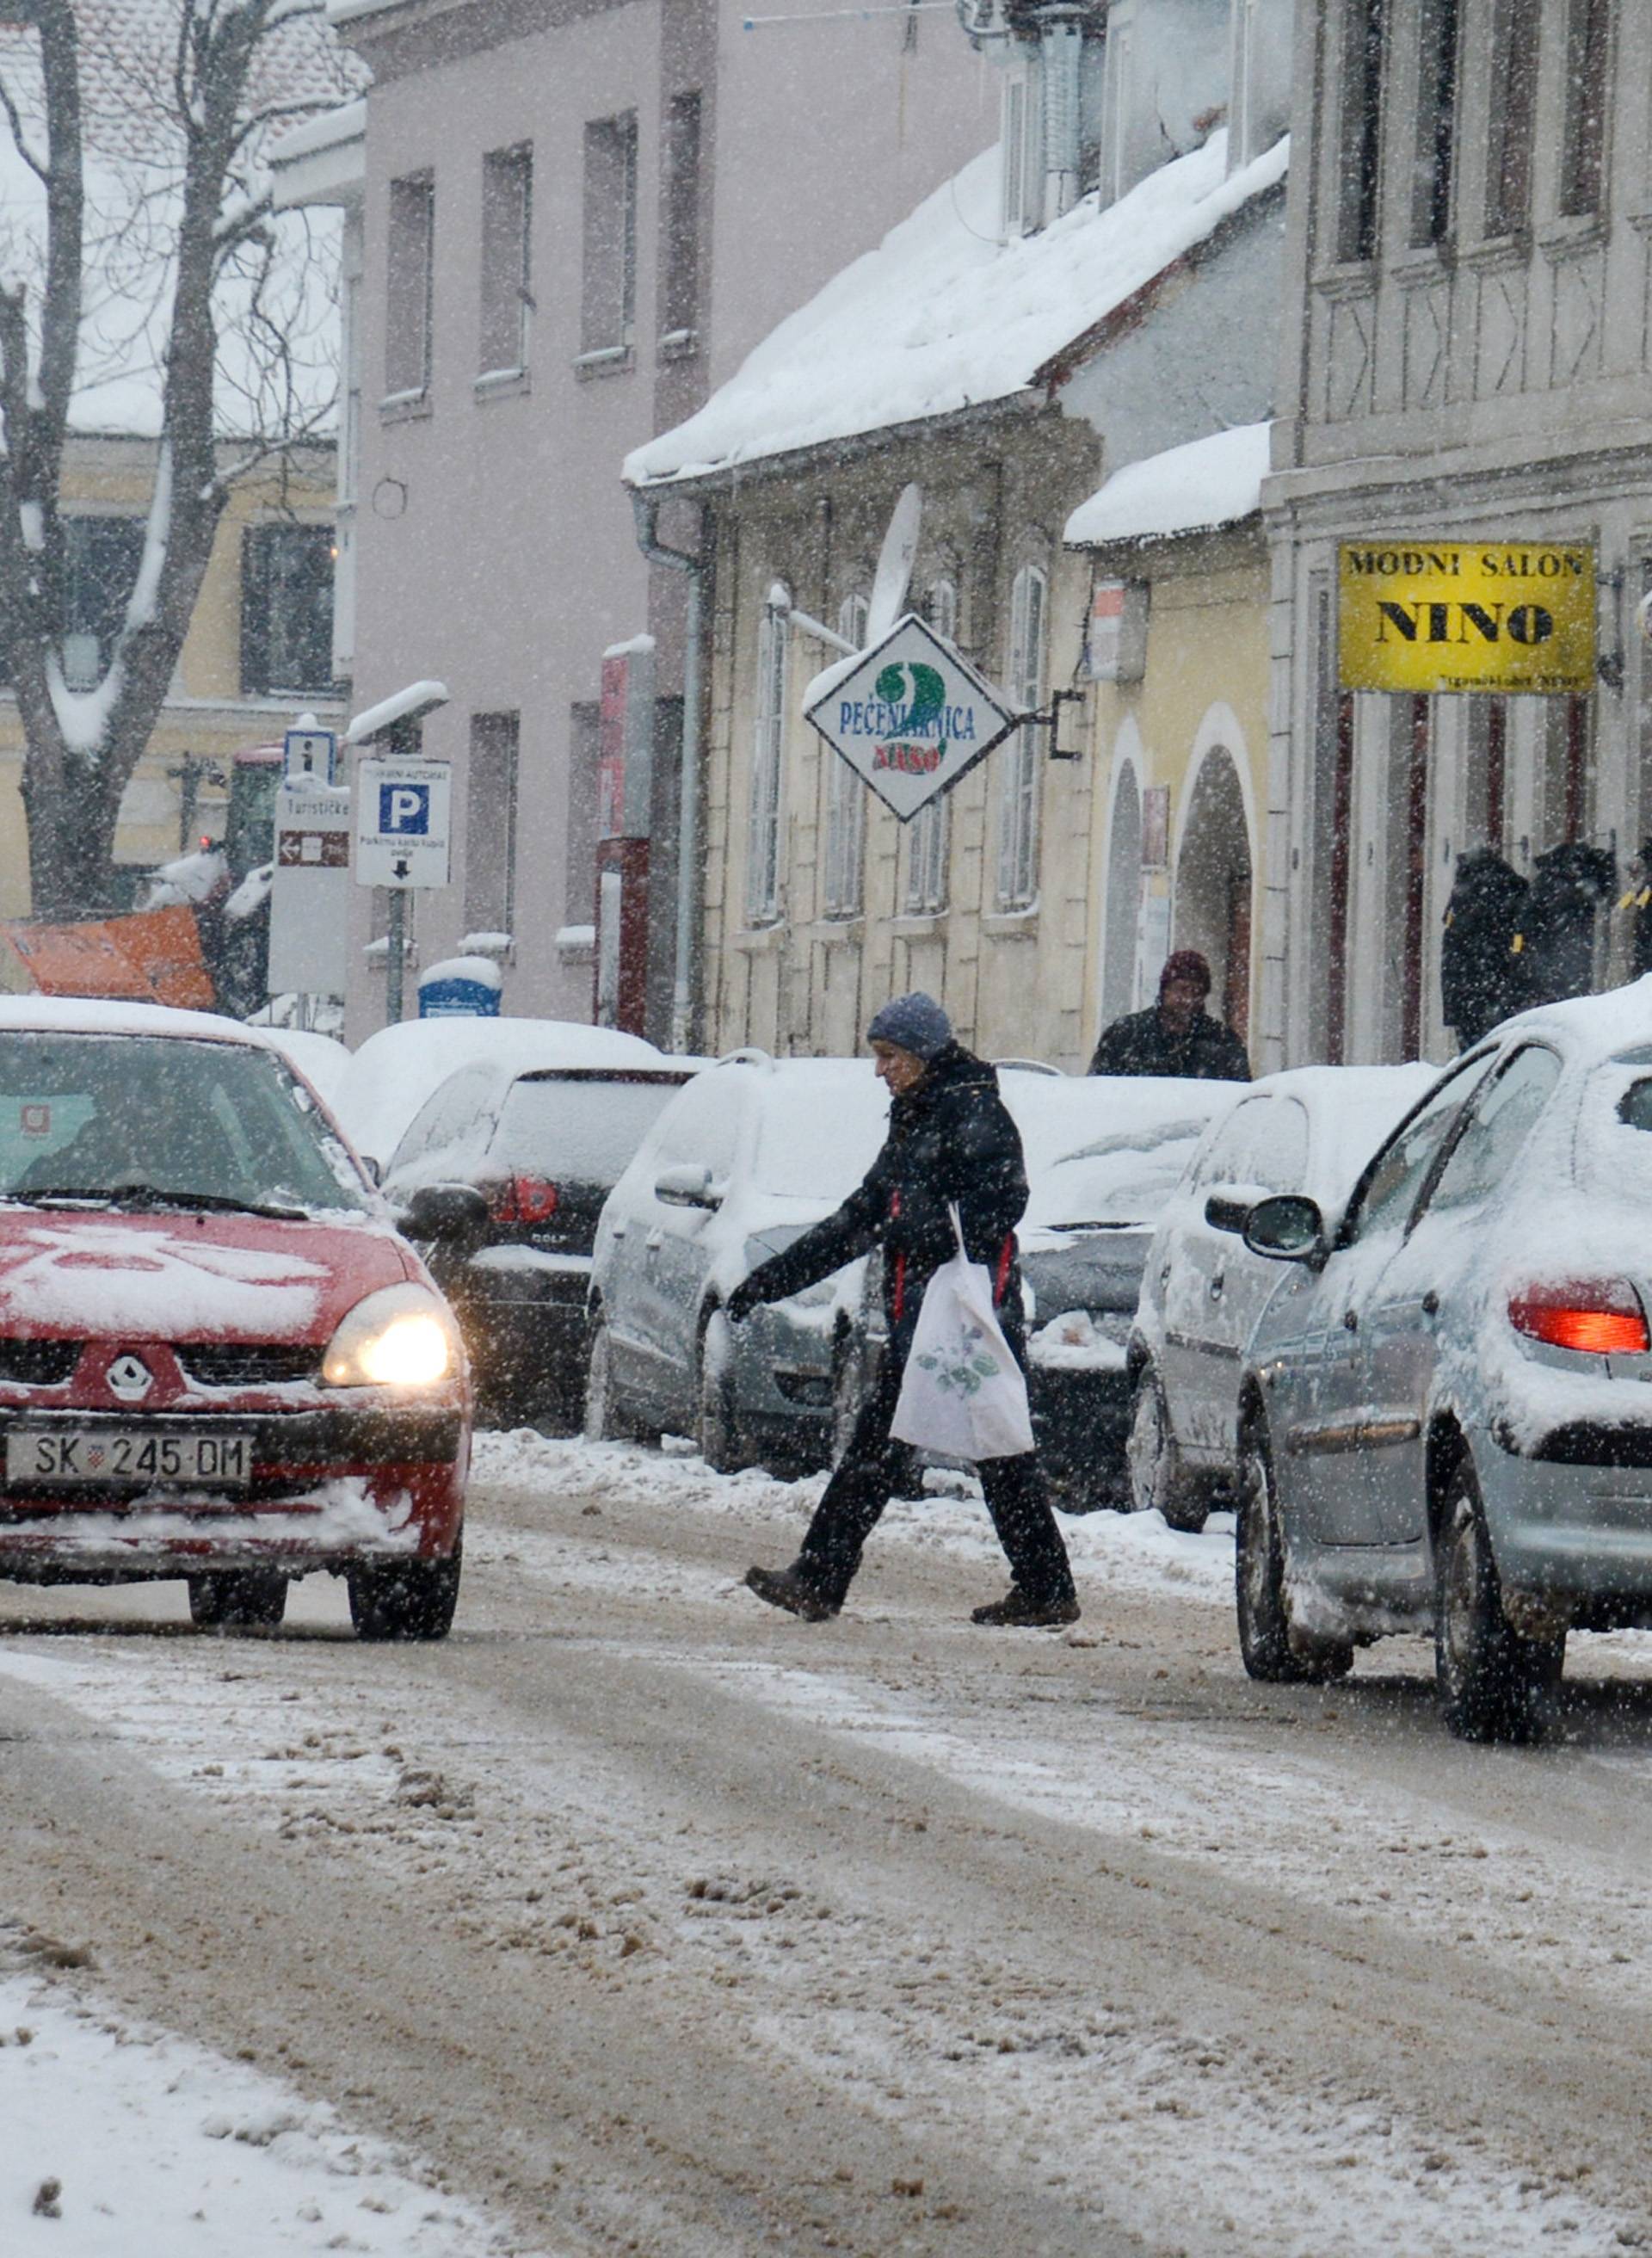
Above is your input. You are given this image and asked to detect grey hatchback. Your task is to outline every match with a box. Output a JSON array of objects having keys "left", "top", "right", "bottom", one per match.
[{"left": 1231, "top": 982, "right": 1652, "bottom": 1741}]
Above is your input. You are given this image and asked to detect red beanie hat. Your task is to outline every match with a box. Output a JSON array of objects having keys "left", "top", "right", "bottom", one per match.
[{"left": 1159, "top": 949, "right": 1212, "bottom": 996}]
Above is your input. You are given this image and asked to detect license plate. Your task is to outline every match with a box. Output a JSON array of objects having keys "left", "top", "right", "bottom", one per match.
[{"left": 6, "top": 1429, "right": 253, "bottom": 1490}]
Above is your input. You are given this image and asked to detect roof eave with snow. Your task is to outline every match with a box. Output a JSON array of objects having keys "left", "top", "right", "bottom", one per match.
[
  {"left": 627, "top": 392, "right": 1039, "bottom": 499},
  {"left": 626, "top": 130, "right": 1290, "bottom": 494}
]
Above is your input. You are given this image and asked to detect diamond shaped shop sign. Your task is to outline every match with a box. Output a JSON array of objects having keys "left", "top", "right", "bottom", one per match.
[{"left": 803, "top": 614, "right": 1021, "bottom": 824}]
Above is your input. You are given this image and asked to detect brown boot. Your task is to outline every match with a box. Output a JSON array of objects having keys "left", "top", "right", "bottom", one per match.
[
  {"left": 971, "top": 1587, "right": 1081, "bottom": 1629},
  {"left": 744, "top": 1564, "right": 838, "bottom": 1622}
]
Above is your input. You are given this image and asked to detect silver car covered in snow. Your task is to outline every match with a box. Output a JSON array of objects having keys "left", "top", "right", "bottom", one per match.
[
  {"left": 1231, "top": 984, "right": 1652, "bottom": 1740},
  {"left": 1128, "top": 1063, "right": 1436, "bottom": 1532}
]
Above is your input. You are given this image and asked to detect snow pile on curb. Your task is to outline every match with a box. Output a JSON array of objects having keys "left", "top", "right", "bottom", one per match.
[
  {"left": 0, "top": 1969, "right": 540, "bottom": 2256},
  {"left": 472, "top": 1430, "right": 1234, "bottom": 1604}
]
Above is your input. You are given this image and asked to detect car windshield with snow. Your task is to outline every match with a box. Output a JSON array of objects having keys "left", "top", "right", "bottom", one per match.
[
  {"left": 0, "top": 1002, "right": 472, "bottom": 1642},
  {"left": 1231, "top": 990, "right": 1652, "bottom": 1741},
  {"left": 587, "top": 1053, "right": 891, "bottom": 1473},
  {"left": 385, "top": 1062, "right": 697, "bottom": 1422}
]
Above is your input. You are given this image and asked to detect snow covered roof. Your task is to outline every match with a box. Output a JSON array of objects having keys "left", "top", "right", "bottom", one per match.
[
  {"left": 1063, "top": 421, "right": 1273, "bottom": 549},
  {"left": 0, "top": 994, "right": 269, "bottom": 1045},
  {"left": 0, "top": 4, "right": 364, "bottom": 441},
  {"left": 626, "top": 130, "right": 1289, "bottom": 489},
  {"left": 334, "top": 1016, "right": 671, "bottom": 1166}
]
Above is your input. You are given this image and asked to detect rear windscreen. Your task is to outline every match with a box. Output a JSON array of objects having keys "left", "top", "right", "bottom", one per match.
[{"left": 492, "top": 1074, "right": 686, "bottom": 1184}]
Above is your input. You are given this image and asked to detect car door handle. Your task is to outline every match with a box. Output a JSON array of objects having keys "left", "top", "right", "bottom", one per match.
[
  {"left": 1421, "top": 1290, "right": 1440, "bottom": 1317},
  {"left": 1209, "top": 1274, "right": 1224, "bottom": 1299},
  {"left": 610, "top": 1220, "right": 628, "bottom": 1239},
  {"left": 1342, "top": 1310, "right": 1359, "bottom": 1332},
  {"left": 644, "top": 1230, "right": 664, "bottom": 1253}
]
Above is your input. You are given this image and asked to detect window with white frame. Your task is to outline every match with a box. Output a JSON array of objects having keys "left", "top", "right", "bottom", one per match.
[
  {"left": 996, "top": 563, "right": 1046, "bottom": 911},
  {"left": 1000, "top": 71, "right": 1042, "bottom": 235},
  {"left": 823, "top": 592, "right": 868, "bottom": 916},
  {"left": 905, "top": 578, "right": 956, "bottom": 914},
  {"left": 747, "top": 589, "right": 788, "bottom": 924}
]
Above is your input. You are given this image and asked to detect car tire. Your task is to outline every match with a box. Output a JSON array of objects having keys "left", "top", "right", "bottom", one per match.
[
  {"left": 1127, "top": 1368, "right": 1207, "bottom": 1533},
  {"left": 188, "top": 1570, "right": 287, "bottom": 1632},
  {"left": 1235, "top": 1425, "right": 1353, "bottom": 1684},
  {"left": 348, "top": 1544, "right": 462, "bottom": 1643},
  {"left": 583, "top": 1314, "right": 634, "bottom": 1444},
  {"left": 697, "top": 1311, "right": 747, "bottom": 1475},
  {"left": 1434, "top": 1461, "right": 1563, "bottom": 1744}
]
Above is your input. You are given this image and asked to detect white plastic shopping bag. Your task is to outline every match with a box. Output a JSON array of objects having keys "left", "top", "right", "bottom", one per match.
[{"left": 890, "top": 1206, "right": 1035, "bottom": 1460}]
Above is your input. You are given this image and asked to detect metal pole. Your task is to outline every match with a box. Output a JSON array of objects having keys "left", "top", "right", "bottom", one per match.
[
  {"left": 630, "top": 492, "right": 705, "bottom": 1055},
  {"left": 672, "top": 564, "right": 703, "bottom": 1055},
  {"left": 386, "top": 889, "right": 405, "bottom": 1024}
]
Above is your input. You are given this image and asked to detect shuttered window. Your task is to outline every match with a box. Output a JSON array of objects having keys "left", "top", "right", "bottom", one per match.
[{"left": 996, "top": 564, "right": 1045, "bottom": 911}]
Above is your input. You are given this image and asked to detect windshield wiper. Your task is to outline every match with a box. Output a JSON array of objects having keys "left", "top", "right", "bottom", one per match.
[
  {"left": 14, "top": 1183, "right": 308, "bottom": 1222},
  {"left": 1039, "top": 1219, "right": 1143, "bottom": 1234}
]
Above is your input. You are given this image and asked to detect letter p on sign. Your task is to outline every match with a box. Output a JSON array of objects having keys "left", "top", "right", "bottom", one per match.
[{"left": 380, "top": 782, "right": 430, "bottom": 835}]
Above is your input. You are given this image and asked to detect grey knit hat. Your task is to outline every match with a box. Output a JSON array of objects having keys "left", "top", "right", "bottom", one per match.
[{"left": 866, "top": 991, "right": 952, "bottom": 1061}]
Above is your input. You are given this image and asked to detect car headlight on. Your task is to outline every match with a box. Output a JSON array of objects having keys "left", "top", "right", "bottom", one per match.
[{"left": 323, "top": 1284, "right": 461, "bottom": 1387}]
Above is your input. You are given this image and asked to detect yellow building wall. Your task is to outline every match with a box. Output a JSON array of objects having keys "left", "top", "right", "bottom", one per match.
[
  {"left": 1080, "top": 541, "right": 1271, "bottom": 1050},
  {"left": 0, "top": 437, "right": 342, "bottom": 917}
]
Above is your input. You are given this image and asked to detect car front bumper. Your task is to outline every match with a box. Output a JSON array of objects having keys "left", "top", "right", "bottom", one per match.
[
  {"left": 1030, "top": 1367, "right": 1132, "bottom": 1501},
  {"left": 0, "top": 1400, "right": 468, "bottom": 1582}
]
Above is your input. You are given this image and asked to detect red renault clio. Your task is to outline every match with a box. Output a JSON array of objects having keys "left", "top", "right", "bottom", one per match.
[{"left": 0, "top": 997, "right": 469, "bottom": 1636}]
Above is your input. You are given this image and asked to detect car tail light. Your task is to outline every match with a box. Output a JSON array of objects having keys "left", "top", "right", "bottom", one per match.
[
  {"left": 490, "top": 1174, "right": 560, "bottom": 1226},
  {"left": 1508, "top": 1279, "right": 1650, "bottom": 1356}
]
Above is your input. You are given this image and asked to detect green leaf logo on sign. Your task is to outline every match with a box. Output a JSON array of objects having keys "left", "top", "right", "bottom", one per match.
[{"left": 874, "top": 660, "right": 946, "bottom": 732}]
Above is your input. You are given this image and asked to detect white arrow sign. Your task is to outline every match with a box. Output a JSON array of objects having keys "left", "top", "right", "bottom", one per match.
[
  {"left": 354, "top": 755, "right": 452, "bottom": 889},
  {"left": 803, "top": 613, "right": 1020, "bottom": 823}
]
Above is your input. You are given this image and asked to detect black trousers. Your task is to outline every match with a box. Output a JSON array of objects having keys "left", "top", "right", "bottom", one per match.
[{"left": 795, "top": 1347, "right": 1076, "bottom": 1611}]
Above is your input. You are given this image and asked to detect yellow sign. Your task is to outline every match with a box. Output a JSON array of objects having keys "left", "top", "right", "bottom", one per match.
[{"left": 1338, "top": 541, "right": 1595, "bottom": 695}]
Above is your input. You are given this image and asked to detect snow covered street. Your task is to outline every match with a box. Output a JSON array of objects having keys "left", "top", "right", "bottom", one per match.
[{"left": 6, "top": 1432, "right": 1652, "bottom": 2255}]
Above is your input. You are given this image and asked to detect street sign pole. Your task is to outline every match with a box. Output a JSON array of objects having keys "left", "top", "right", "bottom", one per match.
[
  {"left": 385, "top": 889, "right": 406, "bottom": 1024},
  {"left": 345, "top": 680, "right": 451, "bottom": 1029}
]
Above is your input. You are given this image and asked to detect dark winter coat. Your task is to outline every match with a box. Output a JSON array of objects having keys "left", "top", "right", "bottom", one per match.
[
  {"left": 737, "top": 1043, "right": 1028, "bottom": 1359},
  {"left": 1519, "top": 842, "right": 1617, "bottom": 1008},
  {"left": 1087, "top": 1005, "right": 1250, "bottom": 1083},
  {"left": 1440, "top": 848, "right": 1529, "bottom": 1048}
]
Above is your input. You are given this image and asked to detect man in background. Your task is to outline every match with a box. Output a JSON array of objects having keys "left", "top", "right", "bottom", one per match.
[{"left": 1088, "top": 950, "right": 1249, "bottom": 1082}]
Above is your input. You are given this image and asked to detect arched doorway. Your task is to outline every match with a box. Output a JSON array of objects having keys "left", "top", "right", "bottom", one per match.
[
  {"left": 1101, "top": 758, "right": 1142, "bottom": 1027},
  {"left": 1174, "top": 745, "right": 1253, "bottom": 1042}
]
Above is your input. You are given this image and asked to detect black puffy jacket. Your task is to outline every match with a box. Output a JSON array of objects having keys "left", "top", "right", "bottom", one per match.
[
  {"left": 739, "top": 1043, "right": 1028, "bottom": 1354},
  {"left": 1088, "top": 1006, "right": 1250, "bottom": 1082}
]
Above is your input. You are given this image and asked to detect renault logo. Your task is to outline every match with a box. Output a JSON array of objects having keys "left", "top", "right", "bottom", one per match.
[{"left": 107, "top": 1354, "right": 154, "bottom": 1402}]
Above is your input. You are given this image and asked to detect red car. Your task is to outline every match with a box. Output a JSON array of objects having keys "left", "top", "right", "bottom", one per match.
[{"left": 0, "top": 998, "right": 469, "bottom": 1638}]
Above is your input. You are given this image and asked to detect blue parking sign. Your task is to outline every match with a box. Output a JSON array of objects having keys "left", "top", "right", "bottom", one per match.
[{"left": 379, "top": 781, "right": 431, "bottom": 835}]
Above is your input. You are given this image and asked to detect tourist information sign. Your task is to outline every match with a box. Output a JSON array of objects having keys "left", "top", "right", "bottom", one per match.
[{"left": 803, "top": 612, "right": 1020, "bottom": 823}]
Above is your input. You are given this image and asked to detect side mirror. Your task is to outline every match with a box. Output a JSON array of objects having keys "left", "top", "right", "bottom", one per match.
[
  {"left": 655, "top": 1163, "right": 722, "bottom": 1212},
  {"left": 404, "top": 1181, "right": 490, "bottom": 1240},
  {"left": 1242, "top": 1193, "right": 1326, "bottom": 1265},
  {"left": 1204, "top": 1189, "right": 1253, "bottom": 1236}
]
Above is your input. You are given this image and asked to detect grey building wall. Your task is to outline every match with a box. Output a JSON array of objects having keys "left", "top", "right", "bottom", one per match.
[{"left": 1266, "top": 0, "right": 1652, "bottom": 1070}]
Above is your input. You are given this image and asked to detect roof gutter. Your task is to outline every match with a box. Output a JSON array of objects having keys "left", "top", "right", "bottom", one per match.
[{"left": 631, "top": 491, "right": 706, "bottom": 1055}]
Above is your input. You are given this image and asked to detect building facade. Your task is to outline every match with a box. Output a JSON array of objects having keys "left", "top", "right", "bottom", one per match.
[
  {"left": 0, "top": 441, "right": 342, "bottom": 916},
  {"left": 330, "top": 0, "right": 996, "bottom": 1041},
  {"left": 630, "top": 0, "right": 1290, "bottom": 1065},
  {"left": 1266, "top": 0, "right": 1652, "bottom": 1070}
]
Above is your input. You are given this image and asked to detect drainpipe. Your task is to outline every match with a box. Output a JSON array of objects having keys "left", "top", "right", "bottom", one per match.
[
  {"left": 631, "top": 488, "right": 706, "bottom": 1056},
  {"left": 1038, "top": 4, "right": 1085, "bottom": 224}
]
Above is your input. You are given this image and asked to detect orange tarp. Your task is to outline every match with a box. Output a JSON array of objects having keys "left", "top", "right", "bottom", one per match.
[{"left": 0, "top": 904, "right": 216, "bottom": 1010}]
